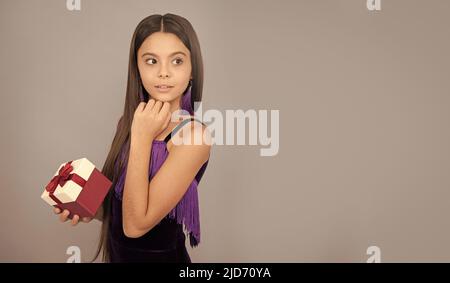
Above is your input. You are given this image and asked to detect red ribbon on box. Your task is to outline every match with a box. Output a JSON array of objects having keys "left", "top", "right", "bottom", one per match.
[{"left": 45, "top": 161, "right": 87, "bottom": 204}]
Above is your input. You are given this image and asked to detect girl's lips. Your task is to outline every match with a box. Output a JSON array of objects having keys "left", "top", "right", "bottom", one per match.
[{"left": 155, "top": 86, "right": 173, "bottom": 92}]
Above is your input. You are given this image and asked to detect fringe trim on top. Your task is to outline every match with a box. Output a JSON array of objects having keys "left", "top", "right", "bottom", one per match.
[{"left": 167, "top": 178, "right": 201, "bottom": 248}]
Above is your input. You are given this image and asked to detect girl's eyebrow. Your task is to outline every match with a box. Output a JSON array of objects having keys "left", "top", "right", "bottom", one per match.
[{"left": 141, "top": 51, "right": 187, "bottom": 58}]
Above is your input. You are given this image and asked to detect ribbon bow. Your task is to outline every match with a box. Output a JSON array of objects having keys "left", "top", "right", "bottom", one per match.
[
  {"left": 45, "top": 161, "right": 75, "bottom": 194},
  {"left": 45, "top": 160, "right": 88, "bottom": 205}
]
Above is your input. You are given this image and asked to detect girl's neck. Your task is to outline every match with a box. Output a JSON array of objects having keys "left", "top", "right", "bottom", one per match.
[
  {"left": 170, "top": 97, "right": 181, "bottom": 114},
  {"left": 169, "top": 95, "right": 190, "bottom": 118}
]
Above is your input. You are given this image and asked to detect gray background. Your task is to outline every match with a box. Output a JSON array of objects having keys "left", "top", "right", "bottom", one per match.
[{"left": 1, "top": 0, "right": 449, "bottom": 262}]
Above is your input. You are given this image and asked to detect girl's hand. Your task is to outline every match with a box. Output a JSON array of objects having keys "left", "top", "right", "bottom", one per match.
[
  {"left": 53, "top": 207, "right": 93, "bottom": 226},
  {"left": 131, "top": 99, "right": 171, "bottom": 142}
]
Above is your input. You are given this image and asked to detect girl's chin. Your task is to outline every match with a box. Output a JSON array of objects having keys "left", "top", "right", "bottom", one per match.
[
  {"left": 151, "top": 98, "right": 170, "bottom": 102},
  {"left": 149, "top": 94, "right": 180, "bottom": 103}
]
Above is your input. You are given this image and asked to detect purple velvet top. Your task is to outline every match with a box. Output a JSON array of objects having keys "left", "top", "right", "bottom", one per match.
[{"left": 112, "top": 117, "right": 209, "bottom": 249}]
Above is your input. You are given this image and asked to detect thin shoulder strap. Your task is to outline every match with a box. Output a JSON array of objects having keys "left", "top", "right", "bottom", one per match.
[{"left": 163, "top": 117, "right": 203, "bottom": 143}]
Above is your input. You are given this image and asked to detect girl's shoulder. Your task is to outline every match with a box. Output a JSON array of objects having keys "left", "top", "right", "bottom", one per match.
[
  {"left": 185, "top": 115, "right": 210, "bottom": 139},
  {"left": 175, "top": 115, "right": 208, "bottom": 132},
  {"left": 170, "top": 115, "right": 212, "bottom": 150}
]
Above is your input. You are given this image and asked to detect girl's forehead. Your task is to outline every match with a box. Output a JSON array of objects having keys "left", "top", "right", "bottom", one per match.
[{"left": 139, "top": 32, "right": 190, "bottom": 55}]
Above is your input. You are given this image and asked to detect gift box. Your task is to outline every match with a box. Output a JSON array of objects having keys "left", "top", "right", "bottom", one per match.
[{"left": 41, "top": 158, "right": 112, "bottom": 219}]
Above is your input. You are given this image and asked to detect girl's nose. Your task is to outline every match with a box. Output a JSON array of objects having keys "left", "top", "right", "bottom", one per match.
[{"left": 158, "top": 64, "right": 170, "bottom": 78}]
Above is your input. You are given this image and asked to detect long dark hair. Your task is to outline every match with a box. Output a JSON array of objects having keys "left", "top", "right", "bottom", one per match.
[{"left": 90, "top": 13, "right": 204, "bottom": 263}]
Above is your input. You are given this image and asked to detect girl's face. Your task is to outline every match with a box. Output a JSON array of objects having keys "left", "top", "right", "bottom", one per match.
[{"left": 137, "top": 32, "right": 192, "bottom": 104}]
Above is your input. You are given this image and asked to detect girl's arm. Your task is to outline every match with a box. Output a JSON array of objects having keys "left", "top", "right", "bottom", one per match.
[{"left": 122, "top": 123, "right": 211, "bottom": 238}]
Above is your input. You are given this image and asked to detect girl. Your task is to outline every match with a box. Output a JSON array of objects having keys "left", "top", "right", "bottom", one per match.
[{"left": 53, "top": 13, "right": 211, "bottom": 263}]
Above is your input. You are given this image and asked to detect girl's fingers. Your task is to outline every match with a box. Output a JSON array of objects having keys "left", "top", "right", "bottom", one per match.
[
  {"left": 147, "top": 99, "right": 156, "bottom": 109},
  {"left": 135, "top": 102, "right": 146, "bottom": 113},
  {"left": 144, "top": 99, "right": 156, "bottom": 113},
  {"left": 59, "top": 209, "right": 70, "bottom": 222},
  {"left": 160, "top": 101, "right": 171, "bottom": 114},
  {"left": 55, "top": 208, "right": 90, "bottom": 225},
  {"left": 71, "top": 214, "right": 80, "bottom": 226},
  {"left": 82, "top": 217, "right": 92, "bottom": 223},
  {"left": 151, "top": 100, "right": 163, "bottom": 114}
]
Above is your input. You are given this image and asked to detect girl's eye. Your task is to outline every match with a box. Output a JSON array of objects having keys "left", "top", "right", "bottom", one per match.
[
  {"left": 146, "top": 58, "right": 157, "bottom": 65},
  {"left": 173, "top": 58, "right": 183, "bottom": 65},
  {"left": 145, "top": 58, "right": 184, "bottom": 65}
]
